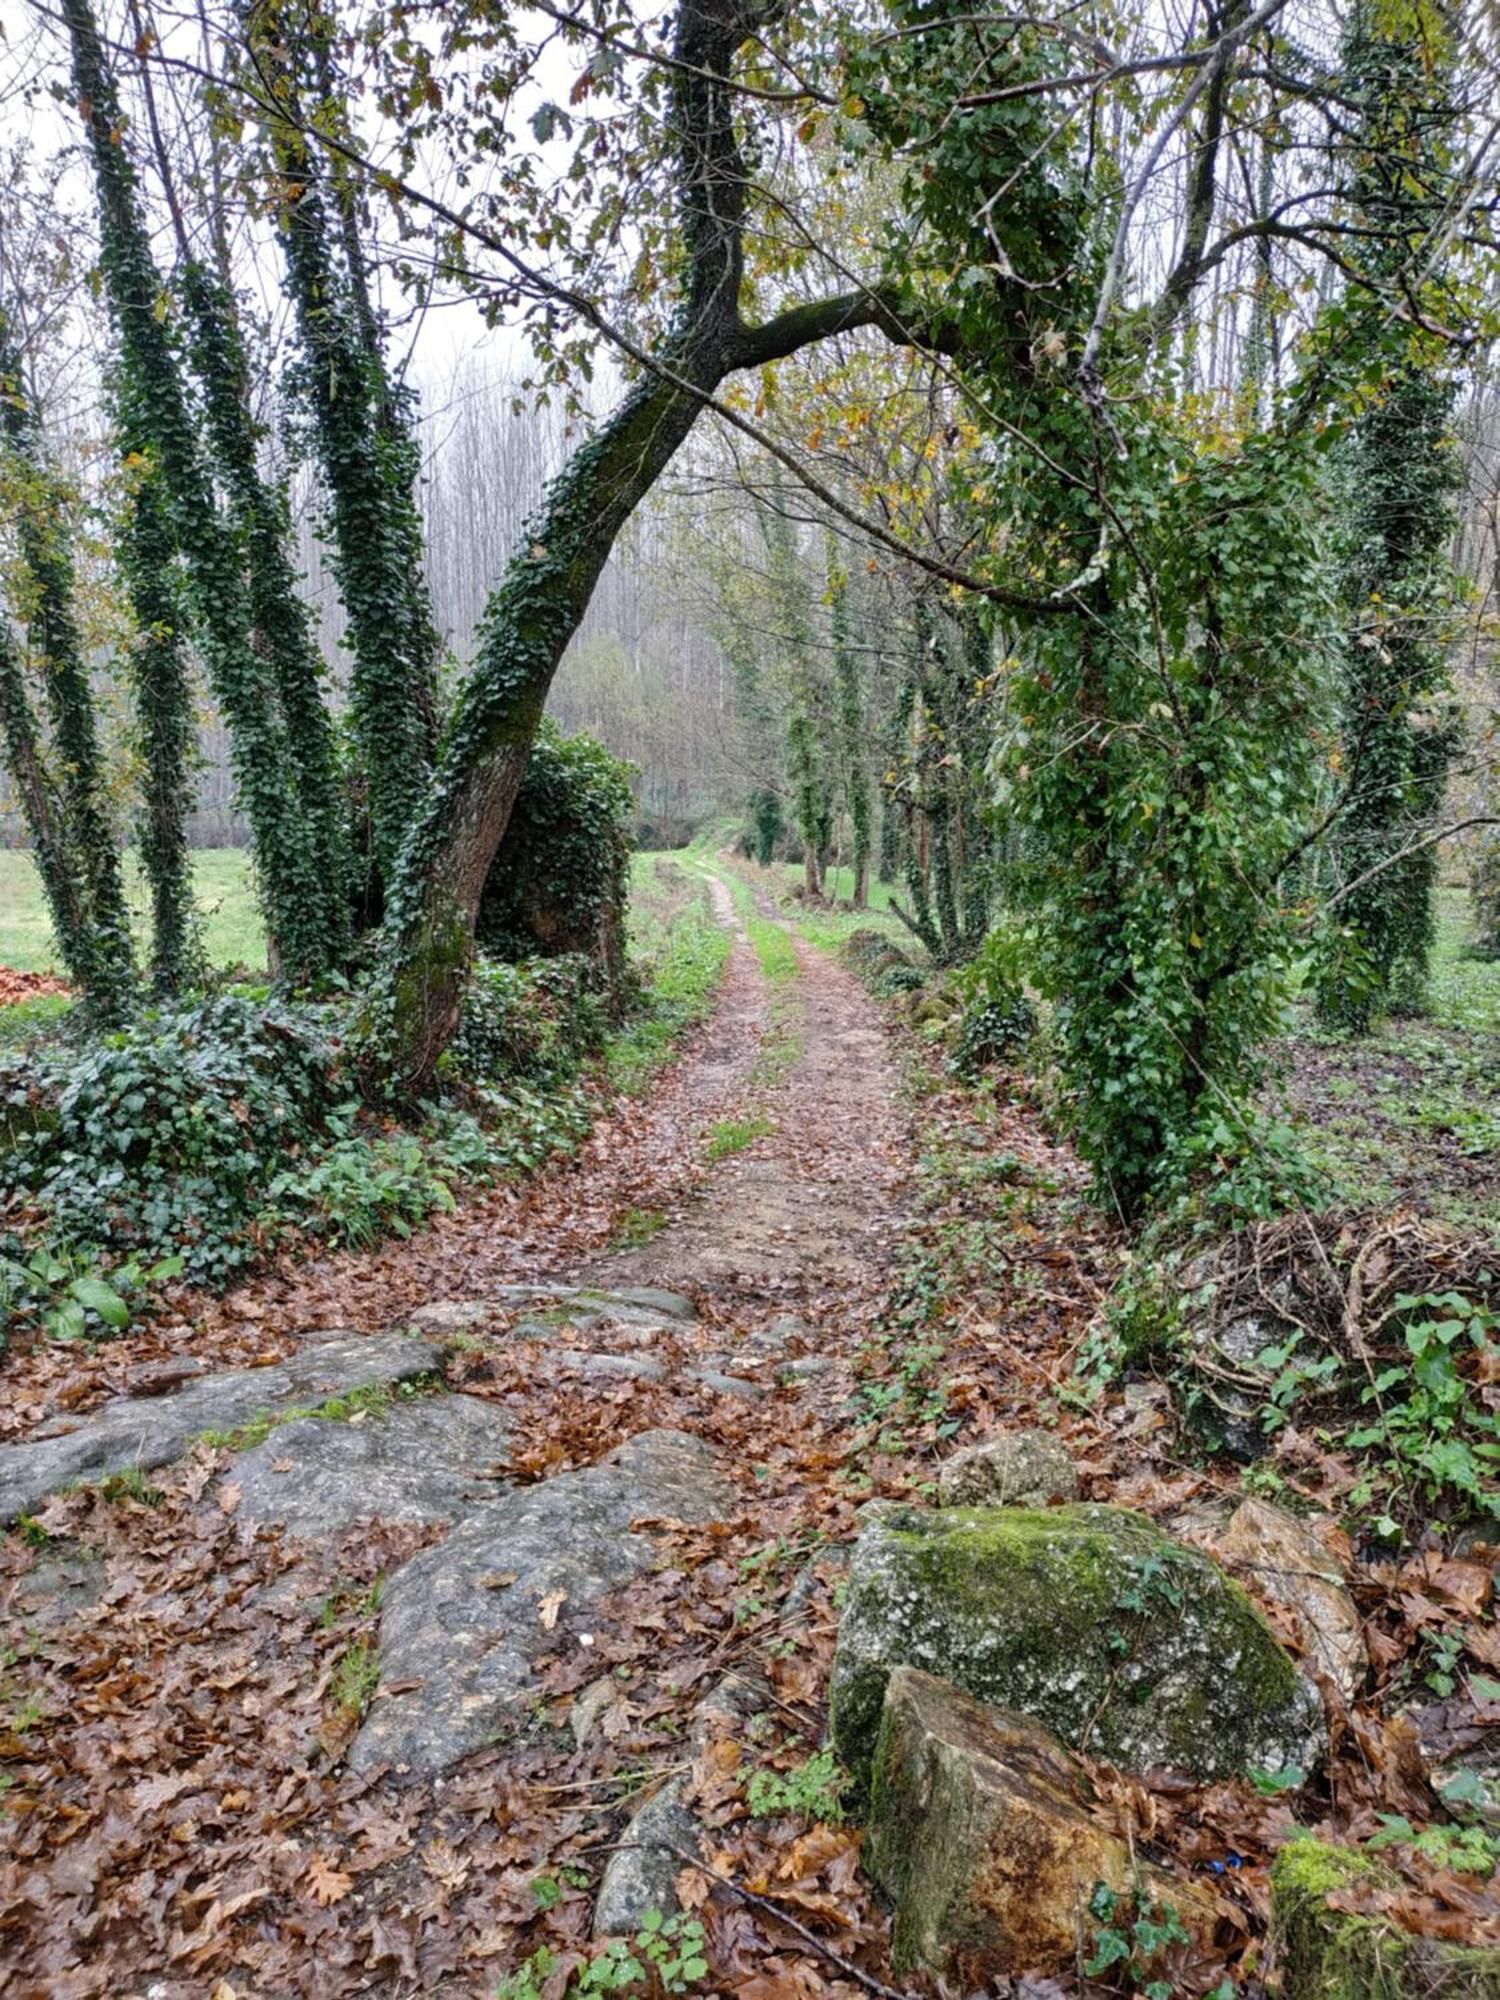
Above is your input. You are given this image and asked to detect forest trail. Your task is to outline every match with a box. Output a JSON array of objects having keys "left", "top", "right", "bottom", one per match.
[
  {"left": 0, "top": 861, "right": 941, "bottom": 1995},
  {"left": 593, "top": 870, "right": 908, "bottom": 1309}
]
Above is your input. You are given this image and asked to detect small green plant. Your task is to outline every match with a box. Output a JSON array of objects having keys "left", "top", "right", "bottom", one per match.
[
  {"left": 495, "top": 1911, "right": 708, "bottom": 1997},
  {"left": 96, "top": 1466, "right": 163, "bottom": 1506},
  {"left": 1368, "top": 1814, "right": 1499, "bottom": 1878},
  {"left": 611, "top": 1206, "right": 666, "bottom": 1249},
  {"left": 1105, "top": 1549, "right": 1190, "bottom": 1658},
  {"left": 705, "top": 1113, "right": 773, "bottom": 1161},
  {"left": 1082, "top": 1881, "right": 1190, "bottom": 1998},
  {"left": 1346, "top": 1292, "right": 1500, "bottom": 1518},
  {"left": 745, "top": 1748, "right": 846, "bottom": 1824},
  {"left": 330, "top": 1639, "right": 380, "bottom": 1719}
]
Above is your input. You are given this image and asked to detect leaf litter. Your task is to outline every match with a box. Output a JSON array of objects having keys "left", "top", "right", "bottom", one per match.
[{"left": 2, "top": 899, "right": 1498, "bottom": 1994}]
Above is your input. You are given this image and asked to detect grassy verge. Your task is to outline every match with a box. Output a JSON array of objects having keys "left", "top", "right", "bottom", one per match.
[
  {"left": 1271, "top": 890, "right": 1500, "bottom": 1231},
  {"left": 603, "top": 855, "right": 733, "bottom": 1095}
]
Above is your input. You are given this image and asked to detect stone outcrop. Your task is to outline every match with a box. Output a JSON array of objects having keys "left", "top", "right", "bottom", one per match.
[
  {"left": 349, "top": 1430, "right": 734, "bottom": 1775},
  {"left": 231, "top": 1391, "right": 513, "bottom": 1536},
  {"left": 866, "top": 1668, "right": 1227, "bottom": 1980},
  {"left": 936, "top": 1428, "right": 1079, "bottom": 1508},
  {"left": 830, "top": 1502, "right": 1325, "bottom": 1788},
  {"left": 1215, "top": 1499, "right": 1366, "bottom": 1704},
  {"left": 0, "top": 1330, "right": 442, "bottom": 1524}
]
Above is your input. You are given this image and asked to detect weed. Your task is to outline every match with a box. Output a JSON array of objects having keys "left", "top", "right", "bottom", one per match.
[
  {"left": 745, "top": 1748, "right": 846, "bottom": 1824},
  {"left": 705, "top": 1113, "right": 773, "bottom": 1161},
  {"left": 1368, "top": 1814, "right": 1499, "bottom": 1878},
  {"left": 611, "top": 1206, "right": 666, "bottom": 1250},
  {"left": 97, "top": 1467, "right": 163, "bottom": 1506},
  {"left": 496, "top": 1909, "right": 709, "bottom": 1996},
  {"left": 330, "top": 1640, "right": 380, "bottom": 1719},
  {"left": 1082, "top": 1881, "right": 1191, "bottom": 1998}
]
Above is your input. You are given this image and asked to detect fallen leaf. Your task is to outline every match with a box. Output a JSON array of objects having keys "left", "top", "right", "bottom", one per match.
[
  {"left": 305, "top": 1854, "right": 354, "bottom": 1907},
  {"left": 538, "top": 1590, "right": 566, "bottom": 1630}
]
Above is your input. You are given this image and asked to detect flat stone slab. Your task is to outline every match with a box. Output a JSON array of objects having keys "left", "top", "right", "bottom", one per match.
[
  {"left": 230, "top": 1392, "right": 513, "bottom": 1536},
  {"left": 407, "top": 1285, "right": 697, "bottom": 1343},
  {"left": 0, "top": 1331, "right": 442, "bottom": 1525},
  {"left": 349, "top": 1429, "right": 734, "bottom": 1775}
]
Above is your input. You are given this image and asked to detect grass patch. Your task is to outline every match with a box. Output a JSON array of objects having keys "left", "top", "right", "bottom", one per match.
[
  {"left": 604, "top": 857, "right": 732, "bottom": 1096},
  {"left": 706, "top": 1113, "right": 774, "bottom": 1160},
  {"left": 1274, "top": 890, "right": 1500, "bottom": 1231},
  {"left": 96, "top": 1467, "right": 164, "bottom": 1507},
  {"left": 199, "top": 1377, "right": 436, "bottom": 1454},
  {"left": 330, "top": 1638, "right": 381, "bottom": 1718},
  {"left": 0, "top": 847, "right": 265, "bottom": 976},
  {"left": 611, "top": 1205, "right": 667, "bottom": 1249}
]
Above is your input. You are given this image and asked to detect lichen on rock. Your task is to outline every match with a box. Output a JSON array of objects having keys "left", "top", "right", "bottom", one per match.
[{"left": 829, "top": 1502, "right": 1325, "bottom": 1789}]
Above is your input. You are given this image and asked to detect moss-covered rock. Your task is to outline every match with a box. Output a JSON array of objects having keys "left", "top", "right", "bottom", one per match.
[
  {"left": 829, "top": 1503, "right": 1325, "bottom": 1790},
  {"left": 1270, "top": 1839, "right": 1500, "bottom": 1998},
  {"left": 867, "top": 1667, "right": 1228, "bottom": 1980}
]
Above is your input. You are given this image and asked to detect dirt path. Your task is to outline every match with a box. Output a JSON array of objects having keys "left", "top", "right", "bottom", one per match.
[
  {"left": 595, "top": 915, "right": 908, "bottom": 1311},
  {"left": 0, "top": 863, "right": 927, "bottom": 1997}
]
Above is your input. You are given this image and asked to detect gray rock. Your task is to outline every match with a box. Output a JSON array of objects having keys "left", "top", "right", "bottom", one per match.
[
  {"left": 555, "top": 1351, "right": 668, "bottom": 1384},
  {"left": 405, "top": 1300, "right": 496, "bottom": 1335},
  {"left": 829, "top": 1502, "right": 1326, "bottom": 1790},
  {"left": 592, "top": 1777, "right": 699, "bottom": 1936},
  {"left": 231, "top": 1392, "right": 513, "bottom": 1535},
  {"left": 0, "top": 1331, "right": 443, "bottom": 1524},
  {"left": 593, "top": 1668, "right": 771, "bottom": 1939},
  {"left": 583, "top": 1286, "right": 697, "bottom": 1324},
  {"left": 1215, "top": 1499, "right": 1366, "bottom": 1704},
  {"left": 7, "top": 1546, "right": 107, "bottom": 1627},
  {"left": 686, "top": 1369, "right": 766, "bottom": 1400},
  {"left": 349, "top": 1429, "right": 734, "bottom": 1774},
  {"left": 937, "top": 1429, "right": 1079, "bottom": 1508},
  {"left": 780, "top": 1355, "right": 833, "bottom": 1381}
]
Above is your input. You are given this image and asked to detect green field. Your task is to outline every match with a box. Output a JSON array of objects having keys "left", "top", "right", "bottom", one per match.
[{"left": 0, "top": 848, "right": 265, "bottom": 975}]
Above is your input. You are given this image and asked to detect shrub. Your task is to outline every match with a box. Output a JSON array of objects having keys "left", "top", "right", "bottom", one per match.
[
  {"left": 951, "top": 925, "right": 1037, "bottom": 1076},
  {"left": 478, "top": 722, "right": 635, "bottom": 993},
  {"left": 1470, "top": 833, "right": 1500, "bottom": 960},
  {"left": 2, "top": 994, "right": 340, "bottom": 1285},
  {"left": 446, "top": 953, "right": 611, "bottom": 1088}
]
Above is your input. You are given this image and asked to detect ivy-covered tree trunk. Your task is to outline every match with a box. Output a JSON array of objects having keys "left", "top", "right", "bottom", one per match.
[
  {"left": 244, "top": 0, "right": 441, "bottom": 885},
  {"left": 787, "top": 708, "right": 827, "bottom": 899},
  {"left": 357, "top": 0, "right": 899, "bottom": 1093},
  {"left": 0, "top": 311, "right": 137, "bottom": 1019},
  {"left": 177, "top": 261, "right": 351, "bottom": 956},
  {"left": 63, "top": 0, "right": 339, "bottom": 984},
  {"left": 117, "top": 468, "right": 202, "bottom": 992},
  {"left": 829, "top": 549, "right": 871, "bottom": 907},
  {"left": 1314, "top": 3, "right": 1462, "bottom": 1032},
  {"left": 0, "top": 618, "right": 98, "bottom": 994}
]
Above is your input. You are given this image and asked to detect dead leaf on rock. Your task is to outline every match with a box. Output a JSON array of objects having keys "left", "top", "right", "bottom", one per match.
[{"left": 538, "top": 1589, "right": 566, "bottom": 1629}]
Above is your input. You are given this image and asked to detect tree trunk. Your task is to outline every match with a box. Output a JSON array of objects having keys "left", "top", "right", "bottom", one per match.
[
  {"left": 359, "top": 360, "right": 717, "bottom": 1091},
  {"left": 118, "top": 469, "right": 202, "bottom": 992},
  {"left": 354, "top": 0, "right": 905, "bottom": 1093}
]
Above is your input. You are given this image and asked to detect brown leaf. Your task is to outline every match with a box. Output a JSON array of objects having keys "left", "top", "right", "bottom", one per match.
[{"left": 304, "top": 1854, "right": 354, "bottom": 1907}]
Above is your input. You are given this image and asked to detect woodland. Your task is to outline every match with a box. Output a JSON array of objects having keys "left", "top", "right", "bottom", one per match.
[{"left": 1, "top": 0, "right": 1499, "bottom": 1994}]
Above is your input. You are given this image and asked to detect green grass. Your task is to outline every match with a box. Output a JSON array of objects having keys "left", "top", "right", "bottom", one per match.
[
  {"left": 706, "top": 1113, "right": 774, "bottom": 1160},
  {"left": 0, "top": 847, "right": 265, "bottom": 975},
  {"left": 1277, "top": 889, "right": 1500, "bottom": 1230},
  {"left": 604, "top": 854, "right": 733, "bottom": 1095}
]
